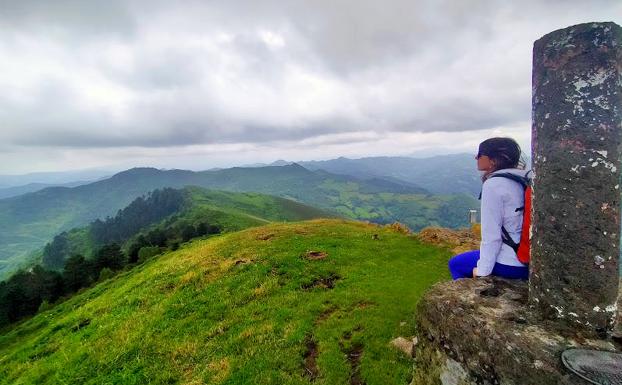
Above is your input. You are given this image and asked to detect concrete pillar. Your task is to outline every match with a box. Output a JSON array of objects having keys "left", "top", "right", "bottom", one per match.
[{"left": 530, "top": 22, "right": 622, "bottom": 333}]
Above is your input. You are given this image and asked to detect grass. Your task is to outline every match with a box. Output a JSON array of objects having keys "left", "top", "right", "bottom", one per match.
[{"left": 0, "top": 219, "right": 451, "bottom": 385}]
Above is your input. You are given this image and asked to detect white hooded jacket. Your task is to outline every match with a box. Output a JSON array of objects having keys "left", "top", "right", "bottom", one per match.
[{"left": 477, "top": 168, "right": 530, "bottom": 276}]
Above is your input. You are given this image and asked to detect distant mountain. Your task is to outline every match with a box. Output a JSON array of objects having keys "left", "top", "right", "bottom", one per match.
[
  {"left": 0, "top": 181, "right": 94, "bottom": 200},
  {"left": 270, "top": 159, "right": 293, "bottom": 166},
  {"left": 0, "top": 169, "right": 112, "bottom": 188},
  {"left": 240, "top": 159, "right": 292, "bottom": 167},
  {"left": 0, "top": 164, "right": 476, "bottom": 278},
  {"left": 239, "top": 154, "right": 484, "bottom": 196},
  {"left": 299, "top": 154, "right": 482, "bottom": 196}
]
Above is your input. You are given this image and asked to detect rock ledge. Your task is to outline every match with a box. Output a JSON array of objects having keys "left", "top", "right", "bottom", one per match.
[{"left": 412, "top": 277, "right": 621, "bottom": 385}]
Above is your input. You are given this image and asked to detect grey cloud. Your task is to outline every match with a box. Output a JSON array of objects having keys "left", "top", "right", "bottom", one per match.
[
  {"left": 107, "top": 32, "right": 288, "bottom": 92},
  {"left": 205, "top": 0, "right": 500, "bottom": 74},
  {"left": 0, "top": 0, "right": 620, "bottom": 164},
  {"left": 0, "top": 0, "right": 136, "bottom": 40},
  {"left": 398, "top": 97, "right": 529, "bottom": 133}
]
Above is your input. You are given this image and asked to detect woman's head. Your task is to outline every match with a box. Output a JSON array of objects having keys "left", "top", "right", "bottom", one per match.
[{"left": 476, "top": 137, "right": 523, "bottom": 175}]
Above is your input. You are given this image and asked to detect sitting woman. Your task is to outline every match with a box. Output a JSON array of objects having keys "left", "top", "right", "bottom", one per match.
[{"left": 448, "top": 137, "right": 530, "bottom": 280}]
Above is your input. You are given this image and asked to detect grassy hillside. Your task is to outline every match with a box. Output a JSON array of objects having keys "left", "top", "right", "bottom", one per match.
[
  {"left": 0, "top": 219, "right": 450, "bottom": 385},
  {"left": 0, "top": 165, "right": 476, "bottom": 278},
  {"left": 184, "top": 187, "right": 336, "bottom": 231},
  {"left": 0, "top": 189, "right": 338, "bottom": 328},
  {"left": 29, "top": 187, "right": 335, "bottom": 274}
]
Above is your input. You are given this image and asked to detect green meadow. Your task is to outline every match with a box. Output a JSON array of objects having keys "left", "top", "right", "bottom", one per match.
[{"left": 0, "top": 219, "right": 450, "bottom": 385}]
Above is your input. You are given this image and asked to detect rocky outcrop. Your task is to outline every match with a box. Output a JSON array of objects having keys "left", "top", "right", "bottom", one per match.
[{"left": 412, "top": 277, "right": 620, "bottom": 385}]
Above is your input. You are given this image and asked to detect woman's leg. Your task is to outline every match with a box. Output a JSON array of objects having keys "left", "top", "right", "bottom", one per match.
[
  {"left": 448, "top": 250, "right": 480, "bottom": 280},
  {"left": 491, "top": 263, "right": 529, "bottom": 280}
]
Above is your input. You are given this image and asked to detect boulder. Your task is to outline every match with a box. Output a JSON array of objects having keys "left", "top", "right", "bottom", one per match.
[{"left": 411, "top": 277, "right": 621, "bottom": 385}]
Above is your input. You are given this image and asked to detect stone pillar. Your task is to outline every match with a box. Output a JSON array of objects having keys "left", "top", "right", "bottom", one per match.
[{"left": 531, "top": 22, "right": 622, "bottom": 333}]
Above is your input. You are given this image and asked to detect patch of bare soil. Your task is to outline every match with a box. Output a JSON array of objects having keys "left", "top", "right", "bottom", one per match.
[
  {"left": 338, "top": 329, "right": 366, "bottom": 385},
  {"left": 354, "top": 301, "right": 375, "bottom": 310},
  {"left": 255, "top": 232, "right": 275, "bottom": 241},
  {"left": 343, "top": 343, "right": 365, "bottom": 385},
  {"left": 303, "top": 337, "right": 319, "bottom": 381},
  {"left": 315, "top": 305, "right": 338, "bottom": 325},
  {"left": 234, "top": 258, "right": 254, "bottom": 265},
  {"left": 303, "top": 250, "right": 328, "bottom": 260},
  {"left": 302, "top": 273, "right": 341, "bottom": 290},
  {"left": 158, "top": 282, "right": 177, "bottom": 293}
]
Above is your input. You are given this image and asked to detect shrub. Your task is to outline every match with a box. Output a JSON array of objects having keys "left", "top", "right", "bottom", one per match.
[
  {"left": 386, "top": 222, "right": 411, "bottom": 234},
  {"left": 98, "top": 268, "right": 115, "bottom": 281},
  {"left": 38, "top": 300, "right": 53, "bottom": 313},
  {"left": 138, "top": 246, "right": 162, "bottom": 263}
]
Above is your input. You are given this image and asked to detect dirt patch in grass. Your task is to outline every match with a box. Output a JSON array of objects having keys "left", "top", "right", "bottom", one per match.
[
  {"left": 315, "top": 305, "right": 339, "bottom": 325},
  {"left": 338, "top": 328, "right": 366, "bottom": 385},
  {"left": 303, "top": 337, "right": 319, "bottom": 381},
  {"left": 234, "top": 258, "right": 254, "bottom": 266},
  {"left": 207, "top": 357, "right": 231, "bottom": 384},
  {"left": 28, "top": 347, "right": 56, "bottom": 361},
  {"left": 158, "top": 282, "right": 177, "bottom": 293},
  {"left": 256, "top": 232, "right": 275, "bottom": 241},
  {"left": 354, "top": 301, "right": 375, "bottom": 310},
  {"left": 303, "top": 250, "right": 328, "bottom": 260},
  {"left": 301, "top": 273, "right": 341, "bottom": 290},
  {"left": 343, "top": 342, "right": 366, "bottom": 385}
]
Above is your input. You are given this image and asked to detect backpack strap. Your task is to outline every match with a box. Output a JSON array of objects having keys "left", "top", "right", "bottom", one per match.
[
  {"left": 478, "top": 170, "right": 532, "bottom": 200},
  {"left": 501, "top": 226, "right": 519, "bottom": 253},
  {"left": 488, "top": 172, "right": 530, "bottom": 189}
]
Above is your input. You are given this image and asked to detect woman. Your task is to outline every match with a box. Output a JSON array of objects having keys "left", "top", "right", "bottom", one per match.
[{"left": 448, "top": 137, "right": 530, "bottom": 280}]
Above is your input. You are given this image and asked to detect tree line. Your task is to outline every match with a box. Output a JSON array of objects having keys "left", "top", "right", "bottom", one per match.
[
  {"left": 1, "top": 188, "right": 222, "bottom": 328},
  {"left": 42, "top": 188, "right": 186, "bottom": 269},
  {"left": 0, "top": 220, "right": 221, "bottom": 327},
  {"left": 0, "top": 243, "right": 125, "bottom": 326}
]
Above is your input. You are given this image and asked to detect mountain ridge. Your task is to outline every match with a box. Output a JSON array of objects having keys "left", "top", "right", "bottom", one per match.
[{"left": 0, "top": 163, "right": 475, "bottom": 279}]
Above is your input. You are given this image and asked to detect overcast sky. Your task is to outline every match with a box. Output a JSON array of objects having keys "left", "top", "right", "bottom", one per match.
[{"left": 0, "top": 0, "right": 620, "bottom": 174}]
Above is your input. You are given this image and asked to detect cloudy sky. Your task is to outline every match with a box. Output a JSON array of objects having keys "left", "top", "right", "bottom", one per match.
[{"left": 0, "top": 0, "right": 620, "bottom": 173}]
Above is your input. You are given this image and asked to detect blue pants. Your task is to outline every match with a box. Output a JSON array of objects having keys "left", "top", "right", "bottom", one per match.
[{"left": 448, "top": 250, "right": 529, "bottom": 280}]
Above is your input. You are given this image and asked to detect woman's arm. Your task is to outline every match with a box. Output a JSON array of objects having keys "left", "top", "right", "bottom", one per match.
[{"left": 477, "top": 180, "right": 504, "bottom": 276}]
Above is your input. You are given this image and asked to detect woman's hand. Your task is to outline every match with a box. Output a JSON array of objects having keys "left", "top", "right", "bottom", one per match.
[{"left": 472, "top": 267, "right": 478, "bottom": 278}]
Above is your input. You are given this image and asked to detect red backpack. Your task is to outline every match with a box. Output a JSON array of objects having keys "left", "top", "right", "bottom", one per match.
[{"left": 487, "top": 171, "right": 532, "bottom": 264}]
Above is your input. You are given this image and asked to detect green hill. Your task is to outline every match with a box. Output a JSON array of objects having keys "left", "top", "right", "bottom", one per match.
[
  {"left": 0, "top": 164, "right": 476, "bottom": 278},
  {"left": 0, "top": 219, "right": 450, "bottom": 385},
  {"left": 47, "top": 186, "right": 336, "bottom": 268},
  {"left": 35, "top": 186, "right": 335, "bottom": 271},
  {"left": 0, "top": 188, "right": 336, "bottom": 327}
]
